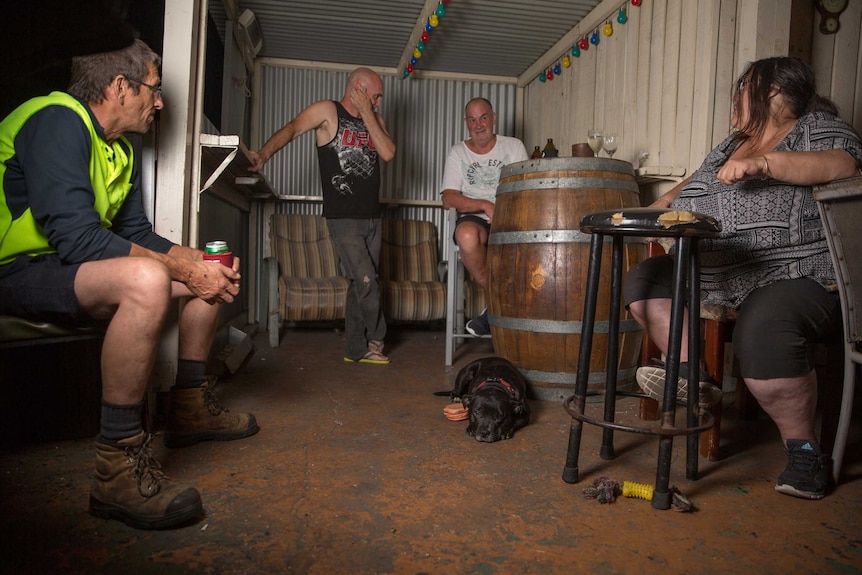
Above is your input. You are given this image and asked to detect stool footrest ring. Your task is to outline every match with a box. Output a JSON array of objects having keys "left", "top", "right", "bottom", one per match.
[{"left": 563, "top": 394, "right": 715, "bottom": 437}]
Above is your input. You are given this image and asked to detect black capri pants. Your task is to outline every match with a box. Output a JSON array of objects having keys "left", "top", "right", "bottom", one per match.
[{"left": 623, "top": 254, "right": 841, "bottom": 379}]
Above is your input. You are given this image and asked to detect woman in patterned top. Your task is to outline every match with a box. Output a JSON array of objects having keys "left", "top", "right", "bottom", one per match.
[{"left": 624, "top": 57, "right": 862, "bottom": 500}]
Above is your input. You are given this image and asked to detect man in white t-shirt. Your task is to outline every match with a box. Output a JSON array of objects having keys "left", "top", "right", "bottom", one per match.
[{"left": 441, "top": 98, "right": 529, "bottom": 336}]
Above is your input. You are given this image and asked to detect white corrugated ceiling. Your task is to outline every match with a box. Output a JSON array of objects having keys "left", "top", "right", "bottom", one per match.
[{"left": 211, "top": 0, "right": 604, "bottom": 79}]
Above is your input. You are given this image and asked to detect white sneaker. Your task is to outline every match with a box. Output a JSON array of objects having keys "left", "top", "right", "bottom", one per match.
[{"left": 636, "top": 365, "right": 722, "bottom": 408}]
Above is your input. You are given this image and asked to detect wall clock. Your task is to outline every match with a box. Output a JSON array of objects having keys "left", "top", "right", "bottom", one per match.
[{"left": 816, "top": 0, "right": 848, "bottom": 34}]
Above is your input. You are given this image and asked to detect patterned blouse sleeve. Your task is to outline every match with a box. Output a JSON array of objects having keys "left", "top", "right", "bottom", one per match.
[{"left": 793, "top": 112, "right": 862, "bottom": 168}]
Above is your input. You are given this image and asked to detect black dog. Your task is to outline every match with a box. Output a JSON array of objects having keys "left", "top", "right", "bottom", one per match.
[{"left": 450, "top": 357, "right": 530, "bottom": 442}]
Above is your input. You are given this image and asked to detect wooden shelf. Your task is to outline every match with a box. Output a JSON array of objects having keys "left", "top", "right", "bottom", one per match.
[{"left": 199, "top": 134, "right": 275, "bottom": 210}]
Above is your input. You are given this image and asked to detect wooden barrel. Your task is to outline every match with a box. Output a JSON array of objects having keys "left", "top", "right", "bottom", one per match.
[{"left": 486, "top": 157, "right": 645, "bottom": 402}]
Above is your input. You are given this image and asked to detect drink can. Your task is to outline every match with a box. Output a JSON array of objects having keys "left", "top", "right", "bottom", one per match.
[
  {"left": 205, "top": 240, "right": 229, "bottom": 255},
  {"left": 203, "top": 241, "right": 232, "bottom": 267}
]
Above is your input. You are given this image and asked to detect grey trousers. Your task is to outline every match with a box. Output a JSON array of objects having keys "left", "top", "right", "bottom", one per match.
[{"left": 327, "top": 217, "right": 387, "bottom": 360}]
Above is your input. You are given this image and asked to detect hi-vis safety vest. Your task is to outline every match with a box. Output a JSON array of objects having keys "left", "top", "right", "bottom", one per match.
[{"left": 0, "top": 91, "right": 135, "bottom": 264}]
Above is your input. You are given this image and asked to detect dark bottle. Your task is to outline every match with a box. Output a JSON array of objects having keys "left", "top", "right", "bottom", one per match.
[
  {"left": 531, "top": 146, "right": 542, "bottom": 159},
  {"left": 542, "top": 138, "right": 558, "bottom": 158}
]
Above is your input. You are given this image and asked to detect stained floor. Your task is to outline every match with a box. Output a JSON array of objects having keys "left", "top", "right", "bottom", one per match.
[{"left": 1, "top": 326, "right": 861, "bottom": 575}]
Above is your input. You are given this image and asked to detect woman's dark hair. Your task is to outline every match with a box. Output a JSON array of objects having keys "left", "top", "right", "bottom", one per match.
[
  {"left": 734, "top": 56, "right": 838, "bottom": 142},
  {"left": 68, "top": 39, "right": 161, "bottom": 104}
]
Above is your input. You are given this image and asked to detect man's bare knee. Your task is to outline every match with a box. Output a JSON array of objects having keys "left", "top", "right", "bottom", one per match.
[{"left": 77, "top": 257, "right": 171, "bottom": 317}]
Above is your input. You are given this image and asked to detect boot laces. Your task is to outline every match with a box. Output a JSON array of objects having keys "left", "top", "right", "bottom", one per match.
[
  {"left": 125, "top": 433, "right": 166, "bottom": 497},
  {"left": 202, "top": 386, "right": 229, "bottom": 416}
]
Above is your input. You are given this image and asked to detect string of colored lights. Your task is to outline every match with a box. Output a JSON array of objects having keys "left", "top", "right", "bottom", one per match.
[
  {"left": 403, "top": 0, "right": 451, "bottom": 77},
  {"left": 538, "top": 0, "right": 641, "bottom": 83}
]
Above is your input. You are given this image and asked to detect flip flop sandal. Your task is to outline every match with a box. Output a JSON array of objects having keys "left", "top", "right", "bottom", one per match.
[
  {"left": 368, "top": 340, "right": 385, "bottom": 354},
  {"left": 344, "top": 350, "right": 390, "bottom": 365}
]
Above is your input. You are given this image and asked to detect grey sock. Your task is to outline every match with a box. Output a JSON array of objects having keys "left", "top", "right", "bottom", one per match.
[
  {"left": 174, "top": 359, "right": 207, "bottom": 389},
  {"left": 99, "top": 400, "right": 143, "bottom": 443}
]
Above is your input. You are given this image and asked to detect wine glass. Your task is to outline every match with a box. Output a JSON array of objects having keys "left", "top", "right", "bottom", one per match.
[
  {"left": 587, "top": 129, "right": 603, "bottom": 156},
  {"left": 602, "top": 134, "right": 618, "bottom": 158}
]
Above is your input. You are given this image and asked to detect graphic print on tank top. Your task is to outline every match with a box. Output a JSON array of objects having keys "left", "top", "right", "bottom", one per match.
[{"left": 327, "top": 114, "right": 377, "bottom": 196}]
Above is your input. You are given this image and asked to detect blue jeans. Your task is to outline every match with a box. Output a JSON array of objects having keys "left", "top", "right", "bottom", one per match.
[{"left": 326, "top": 217, "right": 387, "bottom": 359}]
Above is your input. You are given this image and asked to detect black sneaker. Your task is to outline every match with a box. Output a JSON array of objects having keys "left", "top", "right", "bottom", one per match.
[
  {"left": 774, "top": 439, "right": 832, "bottom": 500},
  {"left": 465, "top": 308, "right": 491, "bottom": 337}
]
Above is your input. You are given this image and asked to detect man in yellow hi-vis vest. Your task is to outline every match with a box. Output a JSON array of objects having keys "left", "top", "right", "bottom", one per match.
[{"left": 0, "top": 39, "right": 259, "bottom": 530}]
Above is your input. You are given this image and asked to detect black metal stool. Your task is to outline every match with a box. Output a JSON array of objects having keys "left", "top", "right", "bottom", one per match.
[{"left": 562, "top": 207, "right": 722, "bottom": 510}]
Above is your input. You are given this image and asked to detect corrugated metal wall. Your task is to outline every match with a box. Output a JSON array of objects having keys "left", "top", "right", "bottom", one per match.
[{"left": 253, "top": 64, "right": 519, "bottom": 261}]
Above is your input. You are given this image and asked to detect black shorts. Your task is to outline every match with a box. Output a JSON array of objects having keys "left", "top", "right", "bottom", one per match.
[
  {"left": 623, "top": 254, "right": 841, "bottom": 379},
  {"left": 452, "top": 214, "right": 491, "bottom": 244},
  {"left": 0, "top": 254, "right": 93, "bottom": 326}
]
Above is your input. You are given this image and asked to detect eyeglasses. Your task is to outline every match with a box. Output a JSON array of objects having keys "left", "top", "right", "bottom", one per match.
[
  {"left": 130, "top": 79, "right": 162, "bottom": 97},
  {"left": 736, "top": 76, "right": 752, "bottom": 95}
]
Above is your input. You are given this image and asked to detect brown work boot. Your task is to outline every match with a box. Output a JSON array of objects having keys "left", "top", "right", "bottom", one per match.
[
  {"left": 89, "top": 432, "right": 203, "bottom": 529},
  {"left": 164, "top": 382, "right": 259, "bottom": 448}
]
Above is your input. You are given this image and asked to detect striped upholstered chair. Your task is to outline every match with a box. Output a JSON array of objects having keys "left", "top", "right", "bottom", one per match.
[
  {"left": 265, "top": 213, "right": 349, "bottom": 346},
  {"left": 379, "top": 218, "right": 447, "bottom": 323}
]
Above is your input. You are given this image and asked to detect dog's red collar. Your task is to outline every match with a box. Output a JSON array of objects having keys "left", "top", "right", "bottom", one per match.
[{"left": 475, "top": 377, "right": 516, "bottom": 396}]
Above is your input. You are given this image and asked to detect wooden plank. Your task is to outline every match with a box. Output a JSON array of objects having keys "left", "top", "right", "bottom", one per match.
[
  {"left": 811, "top": 18, "right": 836, "bottom": 98},
  {"left": 633, "top": 0, "right": 653, "bottom": 173},
  {"left": 735, "top": 1, "right": 759, "bottom": 70},
  {"left": 620, "top": 3, "right": 640, "bottom": 166},
  {"left": 594, "top": 24, "right": 608, "bottom": 134},
  {"left": 558, "top": 47, "right": 576, "bottom": 155},
  {"left": 599, "top": 12, "right": 621, "bottom": 153},
  {"left": 674, "top": 0, "right": 697, "bottom": 169},
  {"left": 647, "top": 0, "right": 667, "bottom": 172},
  {"left": 689, "top": 0, "right": 721, "bottom": 164},
  {"left": 713, "top": 0, "right": 737, "bottom": 148},
  {"left": 788, "top": 0, "right": 814, "bottom": 61},
  {"left": 755, "top": 0, "right": 791, "bottom": 59},
  {"left": 581, "top": 42, "right": 599, "bottom": 142},
  {"left": 659, "top": 0, "right": 681, "bottom": 168},
  {"left": 829, "top": 0, "right": 861, "bottom": 127},
  {"left": 854, "top": 25, "right": 862, "bottom": 133}
]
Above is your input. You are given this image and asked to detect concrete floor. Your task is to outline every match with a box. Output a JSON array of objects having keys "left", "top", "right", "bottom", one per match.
[{"left": 1, "top": 326, "right": 861, "bottom": 575}]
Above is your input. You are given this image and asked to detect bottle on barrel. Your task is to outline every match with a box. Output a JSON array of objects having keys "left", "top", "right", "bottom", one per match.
[
  {"left": 530, "top": 146, "right": 542, "bottom": 159},
  {"left": 541, "top": 139, "right": 558, "bottom": 158},
  {"left": 203, "top": 240, "right": 233, "bottom": 267}
]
